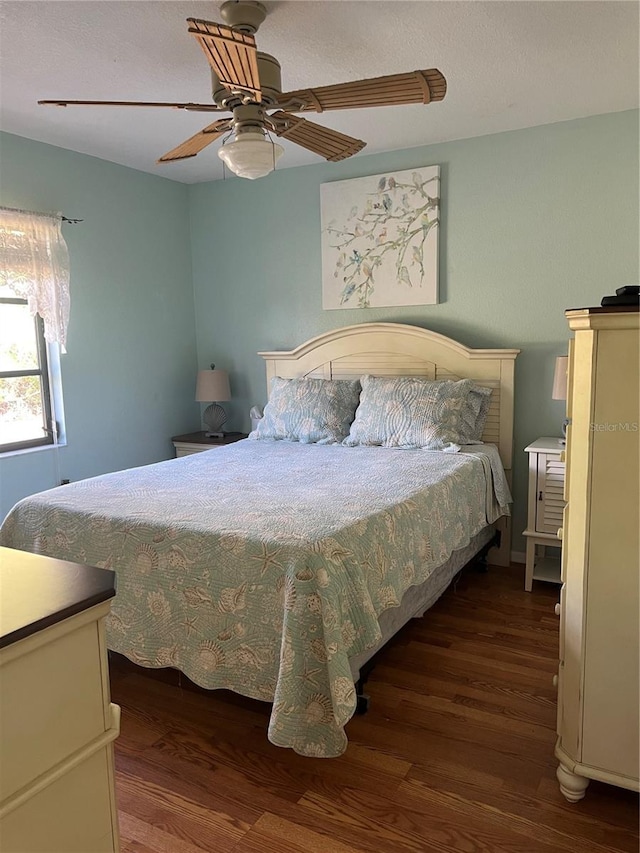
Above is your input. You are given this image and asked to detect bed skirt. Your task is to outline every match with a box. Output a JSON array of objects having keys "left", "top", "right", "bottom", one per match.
[{"left": 348, "top": 524, "right": 495, "bottom": 680}]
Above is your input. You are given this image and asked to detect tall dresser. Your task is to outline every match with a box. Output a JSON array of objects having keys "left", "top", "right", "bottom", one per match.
[
  {"left": 555, "top": 307, "right": 639, "bottom": 802},
  {"left": 0, "top": 547, "right": 121, "bottom": 851}
]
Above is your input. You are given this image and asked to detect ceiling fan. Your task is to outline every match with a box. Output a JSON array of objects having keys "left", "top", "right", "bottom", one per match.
[{"left": 39, "top": 1, "right": 447, "bottom": 180}]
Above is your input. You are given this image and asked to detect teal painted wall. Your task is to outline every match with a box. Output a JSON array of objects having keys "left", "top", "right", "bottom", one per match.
[
  {"left": 188, "top": 110, "right": 640, "bottom": 552},
  {"left": 2, "top": 112, "right": 638, "bottom": 550},
  {"left": 0, "top": 132, "right": 199, "bottom": 520}
]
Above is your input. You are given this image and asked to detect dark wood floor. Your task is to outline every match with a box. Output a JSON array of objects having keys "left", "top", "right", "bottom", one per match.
[{"left": 110, "top": 564, "right": 639, "bottom": 853}]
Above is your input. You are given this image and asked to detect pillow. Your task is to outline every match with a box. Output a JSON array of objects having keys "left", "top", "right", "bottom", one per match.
[
  {"left": 343, "top": 375, "right": 482, "bottom": 450},
  {"left": 467, "top": 385, "right": 493, "bottom": 442},
  {"left": 248, "top": 377, "right": 361, "bottom": 444}
]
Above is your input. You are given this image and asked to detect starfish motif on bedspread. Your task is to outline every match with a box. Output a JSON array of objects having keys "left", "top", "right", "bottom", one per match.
[
  {"left": 360, "top": 546, "right": 389, "bottom": 582},
  {"left": 249, "top": 543, "right": 285, "bottom": 577},
  {"left": 180, "top": 614, "right": 199, "bottom": 637},
  {"left": 298, "top": 663, "right": 322, "bottom": 688}
]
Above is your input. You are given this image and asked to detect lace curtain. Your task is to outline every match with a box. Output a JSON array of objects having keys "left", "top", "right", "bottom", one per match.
[{"left": 0, "top": 208, "right": 70, "bottom": 350}]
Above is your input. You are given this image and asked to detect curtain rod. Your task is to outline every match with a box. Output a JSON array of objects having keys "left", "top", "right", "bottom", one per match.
[{"left": 0, "top": 205, "right": 83, "bottom": 224}]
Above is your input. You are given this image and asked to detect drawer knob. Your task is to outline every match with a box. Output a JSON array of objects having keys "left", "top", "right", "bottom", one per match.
[
  {"left": 557, "top": 528, "right": 563, "bottom": 540},
  {"left": 554, "top": 603, "right": 561, "bottom": 616},
  {"left": 552, "top": 674, "right": 558, "bottom": 688}
]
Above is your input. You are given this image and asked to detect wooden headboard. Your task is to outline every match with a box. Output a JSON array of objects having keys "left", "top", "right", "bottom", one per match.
[
  {"left": 258, "top": 322, "right": 520, "bottom": 565},
  {"left": 259, "top": 322, "right": 519, "bottom": 466}
]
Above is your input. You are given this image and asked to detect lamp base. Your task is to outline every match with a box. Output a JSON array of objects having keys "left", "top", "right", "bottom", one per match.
[
  {"left": 202, "top": 402, "right": 227, "bottom": 435},
  {"left": 557, "top": 417, "right": 570, "bottom": 445},
  {"left": 205, "top": 431, "right": 225, "bottom": 439}
]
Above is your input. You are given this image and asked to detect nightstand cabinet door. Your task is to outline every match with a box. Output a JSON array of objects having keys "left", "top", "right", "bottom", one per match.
[
  {"left": 536, "top": 453, "right": 565, "bottom": 535},
  {"left": 523, "top": 439, "right": 566, "bottom": 591}
]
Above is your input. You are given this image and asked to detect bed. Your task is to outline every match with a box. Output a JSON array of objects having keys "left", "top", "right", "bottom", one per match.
[{"left": 0, "top": 322, "right": 519, "bottom": 757}]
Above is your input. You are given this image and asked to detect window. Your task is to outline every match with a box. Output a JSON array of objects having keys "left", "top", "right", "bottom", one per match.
[
  {"left": 0, "top": 294, "right": 54, "bottom": 451},
  {"left": 0, "top": 207, "right": 70, "bottom": 453}
]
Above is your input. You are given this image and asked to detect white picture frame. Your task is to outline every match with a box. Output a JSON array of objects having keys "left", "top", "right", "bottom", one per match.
[{"left": 321, "top": 165, "right": 440, "bottom": 309}]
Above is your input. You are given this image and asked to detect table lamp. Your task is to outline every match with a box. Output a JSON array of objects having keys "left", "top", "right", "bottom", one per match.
[
  {"left": 552, "top": 355, "right": 569, "bottom": 444},
  {"left": 195, "top": 365, "right": 231, "bottom": 438}
]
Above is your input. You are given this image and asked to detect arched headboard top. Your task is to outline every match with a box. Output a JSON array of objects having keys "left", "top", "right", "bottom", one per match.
[
  {"left": 260, "top": 322, "right": 519, "bottom": 364},
  {"left": 258, "top": 322, "right": 520, "bottom": 469}
]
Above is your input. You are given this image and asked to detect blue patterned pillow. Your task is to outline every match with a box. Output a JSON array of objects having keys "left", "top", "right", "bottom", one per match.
[
  {"left": 343, "top": 375, "right": 482, "bottom": 450},
  {"left": 468, "top": 385, "right": 493, "bottom": 442},
  {"left": 249, "top": 377, "right": 361, "bottom": 444}
]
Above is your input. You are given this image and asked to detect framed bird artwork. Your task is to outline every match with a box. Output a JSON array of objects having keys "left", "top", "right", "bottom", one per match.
[{"left": 321, "top": 165, "right": 440, "bottom": 309}]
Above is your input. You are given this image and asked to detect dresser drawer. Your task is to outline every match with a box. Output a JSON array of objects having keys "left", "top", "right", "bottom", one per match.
[
  {"left": 172, "top": 434, "right": 248, "bottom": 457},
  {"left": 560, "top": 505, "right": 568, "bottom": 583},
  {"left": 0, "top": 616, "right": 108, "bottom": 801},
  {"left": 563, "top": 427, "right": 572, "bottom": 501},
  {"left": 0, "top": 746, "right": 117, "bottom": 853},
  {"left": 174, "top": 443, "right": 214, "bottom": 457},
  {"left": 557, "top": 582, "right": 566, "bottom": 662}
]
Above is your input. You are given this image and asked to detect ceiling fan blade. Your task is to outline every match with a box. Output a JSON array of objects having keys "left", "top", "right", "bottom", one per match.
[
  {"left": 277, "top": 69, "right": 446, "bottom": 113},
  {"left": 187, "top": 18, "right": 261, "bottom": 102},
  {"left": 38, "top": 99, "right": 224, "bottom": 112},
  {"left": 269, "top": 112, "right": 365, "bottom": 162},
  {"left": 157, "top": 118, "right": 232, "bottom": 163}
]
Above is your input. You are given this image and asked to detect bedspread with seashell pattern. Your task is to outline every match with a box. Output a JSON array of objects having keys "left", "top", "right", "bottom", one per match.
[{"left": 0, "top": 440, "right": 508, "bottom": 757}]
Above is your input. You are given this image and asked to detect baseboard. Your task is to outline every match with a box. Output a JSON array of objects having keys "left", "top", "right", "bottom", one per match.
[{"left": 511, "top": 551, "right": 525, "bottom": 565}]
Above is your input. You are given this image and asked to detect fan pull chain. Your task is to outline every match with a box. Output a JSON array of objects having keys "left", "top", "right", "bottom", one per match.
[{"left": 265, "top": 128, "right": 279, "bottom": 174}]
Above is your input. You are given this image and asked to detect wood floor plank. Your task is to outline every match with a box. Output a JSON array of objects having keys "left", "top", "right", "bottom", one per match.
[
  {"left": 404, "top": 767, "right": 640, "bottom": 853},
  {"left": 370, "top": 681, "right": 556, "bottom": 742},
  {"left": 412, "top": 611, "right": 561, "bottom": 648},
  {"left": 148, "top": 725, "right": 410, "bottom": 801},
  {"left": 413, "top": 630, "right": 560, "bottom": 664},
  {"left": 110, "top": 564, "right": 638, "bottom": 853},
  {"left": 231, "top": 813, "right": 369, "bottom": 853},
  {"left": 352, "top": 692, "right": 555, "bottom": 766},
  {"left": 121, "top": 841, "right": 158, "bottom": 853},
  {"left": 116, "top": 703, "right": 169, "bottom": 756},
  {"left": 400, "top": 777, "right": 636, "bottom": 853},
  {"left": 382, "top": 640, "right": 560, "bottom": 689},
  {"left": 116, "top": 765, "right": 252, "bottom": 853},
  {"left": 119, "top": 811, "right": 215, "bottom": 853},
  {"left": 348, "top": 708, "right": 559, "bottom": 794},
  {"left": 114, "top": 676, "right": 411, "bottom": 800},
  {"left": 373, "top": 663, "right": 558, "bottom": 722},
  {"left": 298, "top": 786, "right": 565, "bottom": 853},
  {"left": 536, "top": 776, "right": 640, "bottom": 828}
]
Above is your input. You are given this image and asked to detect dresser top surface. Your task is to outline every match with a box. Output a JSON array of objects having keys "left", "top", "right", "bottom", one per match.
[
  {"left": 566, "top": 307, "right": 640, "bottom": 331},
  {"left": 0, "top": 547, "right": 116, "bottom": 649},
  {"left": 566, "top": 305, "right": 639, "bottom": 315}
]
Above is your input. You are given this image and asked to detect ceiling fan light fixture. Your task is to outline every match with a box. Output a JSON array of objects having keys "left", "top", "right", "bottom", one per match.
[{"left": 217, "top": 130, "right": 284, "bottom": 180}]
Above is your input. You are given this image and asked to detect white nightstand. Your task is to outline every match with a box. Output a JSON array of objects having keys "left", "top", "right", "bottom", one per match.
[
  {"left": 171, "top": 431, "right": 248, "bottom": 458},
  {"left": 523, "top": 437, "right": 566, "bottom": 591}
]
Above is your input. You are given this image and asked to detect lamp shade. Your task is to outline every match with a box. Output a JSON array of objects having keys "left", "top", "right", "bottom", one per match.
[
  {"left": 552, "top": 356, "right": 568, "bottom": 401},
  {"left": 195, "top": 368, "right": 230, "bottom": 402},
  {"left": 218, "top": 131, "right": 284, "bottom": 180}
]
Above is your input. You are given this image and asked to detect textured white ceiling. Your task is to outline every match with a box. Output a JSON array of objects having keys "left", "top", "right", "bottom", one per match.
[{"left": 0, "top": 1, "right": 637, "bottom": 184}]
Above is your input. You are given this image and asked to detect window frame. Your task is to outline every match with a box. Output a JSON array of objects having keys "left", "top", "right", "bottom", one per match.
[{"left": 0, "top": 296, "right": 55, "bottom": 453}]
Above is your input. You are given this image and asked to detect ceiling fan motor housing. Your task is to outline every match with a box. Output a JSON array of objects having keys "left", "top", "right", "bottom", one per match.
[
  {"left": 219, "top": 1, "right": 267, "bottom": 34},
  {"left": 211, "top": 52, "right": 282, "bottom": 108}
]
